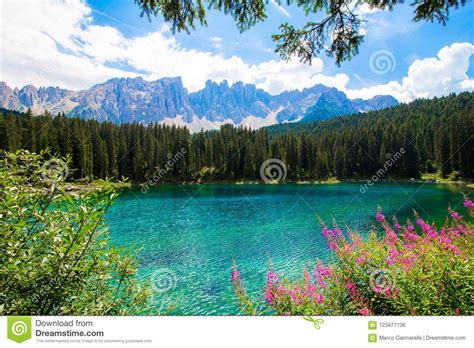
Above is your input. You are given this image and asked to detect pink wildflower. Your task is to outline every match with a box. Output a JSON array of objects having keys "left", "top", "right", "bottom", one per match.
[
  {"left": 314, "top": 262, "right": 331, "bottom": 289},
  {"left": 290, "top": 285, "right": 303, "bottom": 305},
  {"left": 402, "top": 255, "right": 415, "bottom": 271},
  {"left": 388, "top": 247, "right": 400, "bottom": 260},
  {"left": 315, "top": 262, "right": 331, "bottom": 278},
  {"left": 386, "top": 247, "right": 400, "bottom": 266},
  {"left": 359, "top": 308, "right": 370, "bottom": 316},
  {"left": 417, "top": 218, "right": 437, "bottom": 238},
  {"left": 264, "top": 271, "right": 279, "bottom": 304},
  {"left": 231, "top": 270, "right": 240, "bottom": 283},
  {"left": 376, "top": 212, "right": 385, "bottom": 222},
  {"left": 305, "top": 283, "right": 317, "bottom": 297},
  {"left": 322, "top": 226, "right": 329, "bottom": 237},
  {"left": 346, "top": 281, "right": 358, "bottom": 298},
  {"left": 464, "top": 199, "right": 474, "bottom": 209},
  {"left": 385, "top": 288, "right": 399, "bottom": 298},
  {"left": 314, "top": 293, "right": 323, "bottom": 304},
  {"left": 267, "top": 271, "right": 279, "bottom": 284}
]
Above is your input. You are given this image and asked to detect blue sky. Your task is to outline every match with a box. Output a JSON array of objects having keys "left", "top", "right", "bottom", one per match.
[
  {"left": 87, "top": 0, "right": 474, "bottom": 89},
  {"left": 1, "top": 0, "right": 473, "bottom": 102}
]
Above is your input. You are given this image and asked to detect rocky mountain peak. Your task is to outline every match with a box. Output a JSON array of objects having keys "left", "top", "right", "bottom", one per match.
[{"left": 0, "top": 78, "right": 399, "bottom": 129}]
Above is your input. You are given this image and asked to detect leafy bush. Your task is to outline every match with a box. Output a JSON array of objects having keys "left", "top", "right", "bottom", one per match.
[
  {"left": 0, "top": 150, "right": 152, "bottom": 315},
  {"left": 233, "top": 201, "right": 474, "bottom": 315}
]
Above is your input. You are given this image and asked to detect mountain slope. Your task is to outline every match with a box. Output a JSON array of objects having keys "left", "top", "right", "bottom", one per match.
[
  {"left": 189, "top": 80, "right": 279, "bottom": 123},
  {"left": 72, "top": 77, "right": 195, "bottom": 124},
  {"left": 0, "top": 77, "right": 398, "bottom": 130}
]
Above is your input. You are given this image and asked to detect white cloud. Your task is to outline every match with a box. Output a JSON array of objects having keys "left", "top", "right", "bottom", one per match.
[
  {"left": 0, "top": 0, "right": 348, "bottom": 95},
  {"left": 0, "top": 0, "right": 137, "bottom": 89},
  {"left": 270, "top": 0, "right": 291, "bottom": 18},
  {"left": 353, "top": 3, "right": 382, "bottom": 16},
  {"left": 249, "top": 58, "right": 349, "bottom": 94},
  {"left": 345, "top": 42, "right": 474, "bottom": 102},
  {"left": 209, "top": 36, "right": 223, "bottom": 50},
  {"left": 0, "top": 0, "right": 472, "bottom": 105}
]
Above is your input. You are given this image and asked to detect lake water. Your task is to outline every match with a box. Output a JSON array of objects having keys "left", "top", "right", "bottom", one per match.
[{"left": 106, "top": 182, "right": 471, "bottom": 315}]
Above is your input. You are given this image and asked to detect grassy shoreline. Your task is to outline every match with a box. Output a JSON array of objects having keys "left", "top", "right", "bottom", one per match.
[{"left": 57, "top": 176, "right": 473, "bottom": 193}]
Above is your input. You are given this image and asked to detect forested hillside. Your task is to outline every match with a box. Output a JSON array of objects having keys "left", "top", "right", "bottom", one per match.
[{"left": 1, "top": 92, "right": 472, "bottom": 182}]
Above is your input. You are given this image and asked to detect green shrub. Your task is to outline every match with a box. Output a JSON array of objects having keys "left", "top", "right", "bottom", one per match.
[{"left": 0, "top": 150, "right": 152, "bottom": 315}]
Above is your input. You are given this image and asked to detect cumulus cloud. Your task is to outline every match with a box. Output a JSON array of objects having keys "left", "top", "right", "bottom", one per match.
[
  {"left": 0, "top": 0, "right": 136, "bottom": 89},
  {"left": 0, "top": 0, "right": 346, "bottom": 94},
  {"left": 0, "top": 0, "right": 472, "bottom": 103},
  {"left": 345, "top": 42, "right": 474, "bottom": 102}
]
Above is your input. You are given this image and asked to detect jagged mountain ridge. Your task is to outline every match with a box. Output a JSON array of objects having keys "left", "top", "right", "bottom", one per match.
[{"left": 0, "top": 77, "right": 398, "bottom": 130}]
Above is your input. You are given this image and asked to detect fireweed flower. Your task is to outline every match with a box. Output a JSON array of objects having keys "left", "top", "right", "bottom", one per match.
[
  {"left": 386, "top": 247, "right": 400, "bottom": 266},
  {"left": 314, "top": 262, "right": 331, "bottom": 278},
  {"left": 303, "top": 268, "right": 311, "bottom": 284},
  {"left": 322, "top": 226, "right": 329, "bottom": 237},
  {"left": 231, "top": 260, "right": 250, "bottom": 303},
  {"left": 304, "top": 283, "right": 317, "bottom": 297},
  {"left": 231, "top": 269, "right": 240, "bottom": 283},
  {"left": 289, "top": 285, "right": 304, "bottom": 305},
  {"left": 402, "top": 255, "right": 416, "bottom": 271},
  {"left": 302, "top": 267, "right": 318, "bottom": 298},
  {"left": 314, "top": 293, "right": 323, "bottom": 304},
  {"left": 356, "top": 255, "right": 366, "bottom": 265},
  {"left": 322, "top": 225, "right": 348, "bottom": 253},
  {"left": 264, "top": 271, "right": 279, "bottom": 304},
  {"left": 385, "top": 288, "right": 399, "bottom": 299},
  {"left": 268, "top": 271, "right": 279, "bottom": 283},
  {"left": 233, "top": 202, "right": 473, "bottom": 316},
  {"left": 464, "top": 199, "right": 474, "bottom": 209},
  {"left": 376, "top": 212, "right": 385, "bottom": 222},
  {"left": 346, "top": 281, "right": 358, "bottom": 298},
  {"left": 313, "top": 262, "right": 332, "bottom": 289},
  {"left": 416, "top": 217, "right": 437, "bottom": 238},
  {"left": 402, "top": 226, "right": 419, "bottom": 242}
]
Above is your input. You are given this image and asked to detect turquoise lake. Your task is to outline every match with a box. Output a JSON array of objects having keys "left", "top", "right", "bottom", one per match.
[{"left": 106, "top": 183, "right": 471, "bottom": 315}]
